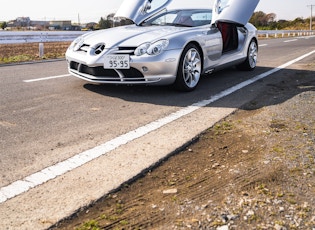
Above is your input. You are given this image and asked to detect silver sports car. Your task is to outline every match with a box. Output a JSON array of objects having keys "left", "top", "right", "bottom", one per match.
[{"left": 66, "top": 0, "right": 260, "bottom": 91}]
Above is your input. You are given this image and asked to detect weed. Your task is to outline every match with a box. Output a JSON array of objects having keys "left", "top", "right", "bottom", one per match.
[
  {"left": 289, "top": 224, "right": 299, "bottom": 230},
  {"left": 286, "top": 198, "right": 297, "bottom": 205},
  {"left": 2, "top": 55, "right": 33, "bottom": 63},
  {"left": 247, "top": 214, "right": 259, "bottom": 223},
  {"left": 171, "top": 195, "right": 178, "bottom": 202},
  {"left": 99, "top": 214, "right": 106, "bottom": 219},
  {"left": 119, "top": 220, "right": 129, "bottom": 225},
  {"left": 108, "top": 215, "right": 118, "bottom": 221},
  {"left": 77, "top": 219, "right": 100, "bottom": 230},
  {"left": 276, "top": 192, "right": 285, "bottom": 198},
  {"left": 168, "top": 180, "right": 177, "bottom": 186},
  {"left": 210, "top": 219, "right": 224, "bottom": 227},
  {"left": 289, "top": 167, "right": 303, "bottom": 175},
  {"left": 214, "top": 121, "right": 233, "bottom": 135},
  {"left": 115, "top": 203, "right": 124, "bottom": 215},
  {"left": 274, "top": 220, "right": 285, "bottom": 226},
  {"left": 272, "top": 145, "right": 284, "bottom": 154}
]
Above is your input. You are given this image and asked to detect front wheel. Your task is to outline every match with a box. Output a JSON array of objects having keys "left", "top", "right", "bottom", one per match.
[
  {"left": 236, "top": 39, "right": 258, "bottom": 71},
  {"left": 174, "top": 44, "right": 202, "bottom": 92}
]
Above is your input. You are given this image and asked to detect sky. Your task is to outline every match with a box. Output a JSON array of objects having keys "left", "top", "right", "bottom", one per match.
[{"left": 0, "top": 0, "right": 314, "bottom": 23}]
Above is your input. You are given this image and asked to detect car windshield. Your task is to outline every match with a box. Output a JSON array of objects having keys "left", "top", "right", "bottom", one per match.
[{"left": 142, "top": 9, "right": 212, "bottom": 27}]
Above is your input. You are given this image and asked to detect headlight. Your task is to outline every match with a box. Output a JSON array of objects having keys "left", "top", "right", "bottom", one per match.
[
  {"left": 135, "top": 39, "right": 169, "bottom": 56},
  {"left": 134, "top": 43, "right": 150, "bottom": 56},
  {"left": 147, "top": 40, "right": 169, "bottom": 55},
  {"left": 69, "top": 36, "right": 84, "bottom": 51}
]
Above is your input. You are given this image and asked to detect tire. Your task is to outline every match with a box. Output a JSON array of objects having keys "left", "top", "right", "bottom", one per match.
[
  {"left": 174, "top": 43, "right": 202, "bottom": 92},
  {"left": 236, "top": 39, "right": 258, "bottom": 71}
]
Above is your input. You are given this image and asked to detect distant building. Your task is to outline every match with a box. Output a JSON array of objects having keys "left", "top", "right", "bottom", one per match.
[
  {"left": 31, "top": 20, "right": 49, "bottom": 30},
  {"left": 48, "top": 20, "right": 72, "bottom": 30},
  {"left": 17, "top": 17, "right": 31, "bottom": 27},
  {"left": 6, "top": 17, "right": 82, "bottom": 30},
  {"left": 7, "top": 17, "right": 30, "bottom": 28}
]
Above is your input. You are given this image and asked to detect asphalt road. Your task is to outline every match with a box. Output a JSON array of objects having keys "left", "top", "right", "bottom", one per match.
[{"left": 0, "top": 36, "right": 314, "bottom": 229}]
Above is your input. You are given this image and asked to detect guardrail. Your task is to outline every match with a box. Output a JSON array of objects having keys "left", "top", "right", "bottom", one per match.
[
  {"left": 258, "top": 30, "right": 315, "bottom": 38},
  {"left": 0, "top": 30, "right": 314, "bottom": 44},
  {"left": 0, "top": 31, "right": 85, "bottom": 44}
]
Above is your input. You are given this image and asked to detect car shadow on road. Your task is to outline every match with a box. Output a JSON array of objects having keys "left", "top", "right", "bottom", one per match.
[{"left": 83, "top": 66, "right": 315, "bottom": 110}]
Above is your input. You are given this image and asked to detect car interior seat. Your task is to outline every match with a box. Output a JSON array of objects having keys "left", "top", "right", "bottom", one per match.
[
  {"left": 217, "top": 22, "right": 238, "bottom": 53},
  {"left": 177, "top": 16, "right": 194, "bottom": 26}
]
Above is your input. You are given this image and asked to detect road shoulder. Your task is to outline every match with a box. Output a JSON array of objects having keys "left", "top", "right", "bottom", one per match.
[{"left": 52, "top": 56, "right": 315, "bottom": 228}]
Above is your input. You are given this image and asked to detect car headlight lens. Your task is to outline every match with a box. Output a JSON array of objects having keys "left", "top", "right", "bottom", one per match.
[
  {"left": 135, "top": 39, "right": 169, "bottom": 56},
  {"left": 69, "top": 36, "right": 84, "bottom": 51},
  {"left": 134, "top": 43, "right": 150, "bottom": 56},
  {"left": 147, "top": 39, "right": 169, "bottom": 55}
]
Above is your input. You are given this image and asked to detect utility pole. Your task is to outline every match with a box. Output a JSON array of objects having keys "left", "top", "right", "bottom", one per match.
[{"left": 307, "top": 5, "right": 314, "bottom": 31}]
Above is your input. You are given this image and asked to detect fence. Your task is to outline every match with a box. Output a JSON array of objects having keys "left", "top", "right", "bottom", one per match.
[
  {"left": 258, "top": 30, "right": 315, "bottom": 38},
  {"left": 0, "top": 31, "right": 85, "bottom": 44},
  {"left": 0, "top": 30, "right": 314, "bottom": 44}
]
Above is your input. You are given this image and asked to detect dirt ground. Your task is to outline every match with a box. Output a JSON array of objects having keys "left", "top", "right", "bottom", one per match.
[
  {"left": 41, "top": 56, "right": 314, "bottom": 229},
  {"left": 0, "top": 42, "right": 70, "bottom": 64}
]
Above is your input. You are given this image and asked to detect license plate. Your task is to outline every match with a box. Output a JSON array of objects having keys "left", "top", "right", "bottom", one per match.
[{"left": 104, "top": 55, "right": 130, "bottom": 69}]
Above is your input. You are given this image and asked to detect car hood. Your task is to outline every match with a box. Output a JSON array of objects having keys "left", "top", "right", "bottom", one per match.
[{"left": 81, "top": 25, "right": 186, "bottom": 48}]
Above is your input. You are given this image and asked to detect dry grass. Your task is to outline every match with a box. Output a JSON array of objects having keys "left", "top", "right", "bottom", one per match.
[{"left": 0, "top": 41, "right": 71, "bottom": 64}]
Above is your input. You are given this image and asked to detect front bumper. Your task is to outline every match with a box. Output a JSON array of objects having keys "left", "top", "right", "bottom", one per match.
[{"left": 66, "top": 49, "right": 181, "bottom": 85}]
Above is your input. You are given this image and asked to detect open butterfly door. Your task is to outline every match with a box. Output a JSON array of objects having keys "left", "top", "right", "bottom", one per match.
[
  {"left": 115, "top": 0, "right": 172, "bottom": 25},
  {"left": 211, "top": 0, "right": 260, "bottom": 26}
]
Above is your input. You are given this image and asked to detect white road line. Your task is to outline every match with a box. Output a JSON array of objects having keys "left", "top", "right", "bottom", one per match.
[
  {"left": 23, "top": 74, "right": 71, "bottom": 83},
  {"left": 1, "top": 50, "right": 315, "bottom": 204},
  {"left": 259, "top": 44, "right": 268, "bottom": 47},
  {"left": 284, "top": 39, "right": 298, "bottom": 43}
]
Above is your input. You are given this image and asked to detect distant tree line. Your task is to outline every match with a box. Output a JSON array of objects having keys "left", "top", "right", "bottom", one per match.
[
  {"left": 1, "top": 11, "right": 313, "bottom": 31},
  {"left": 97, "top": 13, "right": 133, "bottom": 29},
  {"left": 250, "top": 11, "right": 313, "bottom": 30},
  {"left": 0, "top": 21, "right": 7, "bottom": 30},
  {"left": 82, "top": 13, "right": 133, "bottom": 30},
  {"left": 95, "top": 11, "right": 313, "bottom": 30}
]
